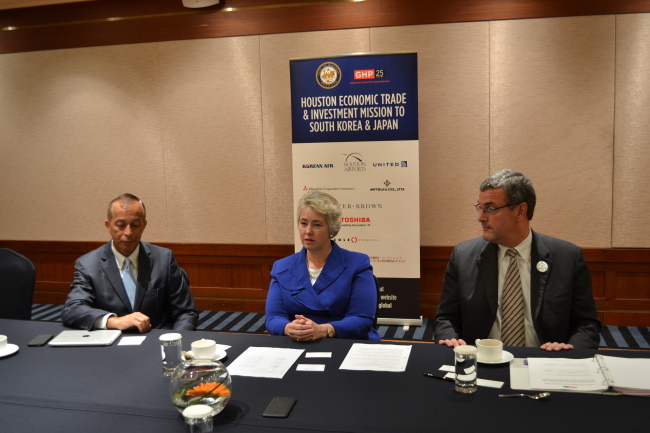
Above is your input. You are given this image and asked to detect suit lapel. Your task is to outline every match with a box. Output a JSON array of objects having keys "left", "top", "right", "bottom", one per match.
[
  {"left": 530, "top": 231, "right": 551, "bottom": 322},
  {"left": 312, "top": 243, "right": 345, "bottom": 293},
  {"left": 134, "top": 242, "right": 151, "bottom": 310},
  {"left": 100, "top": 243, "right": 132, "bottom": 311},
  {"left": 477, "top": 242, "right": 499, "bottom": 317}
]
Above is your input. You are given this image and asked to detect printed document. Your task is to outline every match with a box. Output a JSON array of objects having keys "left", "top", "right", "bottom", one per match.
[
  {"left": 227, "top": 347, "right": 304, "bottom": 379},
  {"left": 339, "top": 343, "right": 411, "bottom": 372},
  {"left": 526, "top": 356, "right": 650, "bottom": 395},
  {"left": 527, "top": 358, "right": 605, "bottom": 391}
]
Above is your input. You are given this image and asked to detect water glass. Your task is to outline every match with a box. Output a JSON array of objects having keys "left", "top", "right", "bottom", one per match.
[
  {"left": 160, "top": 333, "right": 183, "bottom": 376},
  {"left": 454, "top": 345, "right": 478, "bottom": 393}
]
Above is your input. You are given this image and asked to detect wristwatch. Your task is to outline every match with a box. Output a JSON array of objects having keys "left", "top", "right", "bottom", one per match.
[{"left": 326, "top": 324, "right": 334, "bottom": 338}]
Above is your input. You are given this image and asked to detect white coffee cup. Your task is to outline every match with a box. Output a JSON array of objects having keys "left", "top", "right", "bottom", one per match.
[
  {"left": 191, "top": 339, "right": 217, "bottom": 359},
  {"left": 0, "top": 335, "right": 7, "bottom": 351},
  {"left": 475, "top": 339, "right": 503, "bottom": 362}
]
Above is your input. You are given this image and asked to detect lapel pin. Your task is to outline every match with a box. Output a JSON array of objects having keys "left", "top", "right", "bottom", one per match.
[{"left": 536, "top": 261, "right": 549, "bottom": 273}]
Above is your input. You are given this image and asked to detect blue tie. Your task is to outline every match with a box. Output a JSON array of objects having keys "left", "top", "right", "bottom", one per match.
[{"left": 122, "top": 258, "right": 137, "bottom": 308}]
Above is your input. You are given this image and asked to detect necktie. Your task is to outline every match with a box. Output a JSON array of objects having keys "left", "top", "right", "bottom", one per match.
[
  {"left": 122, "top": 258, "right": 137, "bottom": 308},
  {"left": 501, "top": 248, "right": 525, "bottom": 347}
]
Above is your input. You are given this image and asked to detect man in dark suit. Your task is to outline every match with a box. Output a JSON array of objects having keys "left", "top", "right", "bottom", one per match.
[
  {"left": 62, "top": 193, "right": 198, "bottom": 332},
  {"left": 433, "top": 170, "right": 601, "bottom": 351}
]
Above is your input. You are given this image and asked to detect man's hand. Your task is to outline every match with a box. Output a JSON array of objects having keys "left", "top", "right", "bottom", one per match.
[
  {"left": 540, "top": 342, "right": 574, "bottom": 351},
  {"left": 107, "top": 312, "right": 151, "bottom": 333},
  {"left": 437, "top": 338, "right": 467, "bottom": 347}
]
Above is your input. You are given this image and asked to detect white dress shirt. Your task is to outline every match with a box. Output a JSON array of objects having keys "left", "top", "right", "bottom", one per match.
[{"left": 487, "top": 229, "right": 541, "bottom": 347}]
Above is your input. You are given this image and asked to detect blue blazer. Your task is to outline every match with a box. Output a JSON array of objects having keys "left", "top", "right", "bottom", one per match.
[
  {"left": 62, "top": 242, "right": 198, "bottom": 331},
  {"left": 433, "top": 231, "right": 601, "bottom": 348},
  {"left": 265, "top": 242, "right": 380, "bottom": 340}
]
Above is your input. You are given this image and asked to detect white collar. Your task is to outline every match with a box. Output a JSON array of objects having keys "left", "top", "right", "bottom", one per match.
[
  {"left": 498, "top": 229, "right": 532, "bottom": 262},
  {"left": 111, "top": 241, "right": 140, "bottom": 269}
]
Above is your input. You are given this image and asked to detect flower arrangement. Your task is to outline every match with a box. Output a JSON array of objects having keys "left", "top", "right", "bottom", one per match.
[{"left": 170, "top": 359, "right": 232, "bottom": 414}]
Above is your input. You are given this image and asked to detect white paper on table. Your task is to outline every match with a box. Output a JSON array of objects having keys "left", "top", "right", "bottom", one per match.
[
  {"left": 527, "top": 358, "right": 607, "bottom": 391},
  {"left": 305, "top": 352, "right": 332, "bottom": 358},
  {"left": 339, "top": 343, "right": 411, "bottom": 372},
  {"left": 118, "top": 336, "right": 146, "bottom": 345},
  {"left": 296, "top": 364, "right": 326, "bottom": 371},
  {"left": 227, "top": 347, "right": 304, "bottom": 379}
]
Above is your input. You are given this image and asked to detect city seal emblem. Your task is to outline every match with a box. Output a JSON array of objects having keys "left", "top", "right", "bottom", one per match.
[{"left": 316, "top": 62, "right": 342, "bottom": 89}]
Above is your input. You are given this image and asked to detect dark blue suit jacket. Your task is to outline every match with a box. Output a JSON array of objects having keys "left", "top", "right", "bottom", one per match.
[
  {"left": 265, "top": 242, "right": 380, "bottom": 340},
  {"left": 433, "top": 231, "right": 601, "bottom": 349},
  {"left": 62, "top": 242, "right": 198, "bottom": 331}
]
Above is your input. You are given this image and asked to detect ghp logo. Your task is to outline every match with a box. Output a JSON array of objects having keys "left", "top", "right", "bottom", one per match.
[{"left": 316, "top": 62, "right": 342, "bottom": 89}]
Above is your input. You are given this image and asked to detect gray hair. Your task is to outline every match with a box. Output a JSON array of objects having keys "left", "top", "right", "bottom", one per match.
[
  {"left": 107, "top": 193, "right": 146, "bottom": 221},
  {"left": 296, "top": 190, "right": 342, "bottom": 238},
  {"left": 480, "top": 169, "right": 536, "bottom": 220}
]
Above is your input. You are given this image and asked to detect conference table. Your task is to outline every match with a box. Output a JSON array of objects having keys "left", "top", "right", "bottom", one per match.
[{"left": 0, "top": 319, "right": 647, "bottom": 433}]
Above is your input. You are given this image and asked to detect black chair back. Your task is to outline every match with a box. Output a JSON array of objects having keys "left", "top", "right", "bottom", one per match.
[
  {"left": 372, "top": 274, "right": 380, "bottom": 328},
  {"left": 0, "top": 248, "right": 36, "bottom": 320}
]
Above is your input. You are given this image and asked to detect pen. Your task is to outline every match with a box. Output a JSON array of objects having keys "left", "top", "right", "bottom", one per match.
[{"left": 423, "top": 373, "right": 454, "bottom": 382}]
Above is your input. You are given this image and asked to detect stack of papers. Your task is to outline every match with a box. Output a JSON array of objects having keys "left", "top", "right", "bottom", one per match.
[{"left": 525, "top": 355, "right": 650, "bottom": 396}]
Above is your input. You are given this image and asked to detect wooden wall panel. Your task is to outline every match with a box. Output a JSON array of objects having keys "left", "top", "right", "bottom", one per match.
[
  {"left": 2, "top": 240, "right": 648, "bottom": 326},
  {"left": 2, "top": 0, "right": 650, "bottom": 55}
]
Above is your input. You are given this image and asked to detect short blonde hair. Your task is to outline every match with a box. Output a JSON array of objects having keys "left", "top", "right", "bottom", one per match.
[{"left": 296, "top": 190, "right": 342, "bottom": 238}]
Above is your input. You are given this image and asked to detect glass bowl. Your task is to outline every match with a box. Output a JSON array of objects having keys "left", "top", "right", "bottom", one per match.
[{"left": 169, "top": 359, "right": 232, "bottom": 415}]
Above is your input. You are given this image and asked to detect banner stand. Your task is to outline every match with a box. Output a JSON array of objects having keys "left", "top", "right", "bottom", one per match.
[{"left": 290, "top": 52, "right": 420, "bottom": 328}]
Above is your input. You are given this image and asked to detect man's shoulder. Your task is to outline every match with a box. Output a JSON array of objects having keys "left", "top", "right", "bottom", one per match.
[
  {"left": 141, "top": 242, "right": 173, "bottom": 255},
  {"left": 533, "top": 232, "right": 582, "bottom": 252},
  {"left": 454, "top": 237, "right": 491, "bottom": 253},
  {"left": 77, "top": 242, "right": 111, "bottom": 261}
]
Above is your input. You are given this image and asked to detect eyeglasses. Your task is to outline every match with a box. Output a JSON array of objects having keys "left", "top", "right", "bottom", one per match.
[{"left": 474, "top": 203, "right": 513, "bottom": 215}]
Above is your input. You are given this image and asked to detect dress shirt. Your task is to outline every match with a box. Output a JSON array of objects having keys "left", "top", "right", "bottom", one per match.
[{"left": 488, "top": 229, "right": 542, "bottom": 347}]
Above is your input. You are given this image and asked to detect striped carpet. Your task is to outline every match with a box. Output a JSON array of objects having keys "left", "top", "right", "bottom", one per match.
[{"left": 30, "top": 304, "right": 650, "bottom": 350}]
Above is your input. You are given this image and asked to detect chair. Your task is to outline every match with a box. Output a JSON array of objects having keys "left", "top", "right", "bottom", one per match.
[
  {"left": 372, "top": 274, "right": 380, "bottom": 328},
  {"left": 0, "top": 248, "right": 36, "bottom": 320}
]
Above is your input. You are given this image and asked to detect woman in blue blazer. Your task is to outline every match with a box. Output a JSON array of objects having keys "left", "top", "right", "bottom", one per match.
[{"left": 265, "top": 191, "right": 380, "bottom": 341}]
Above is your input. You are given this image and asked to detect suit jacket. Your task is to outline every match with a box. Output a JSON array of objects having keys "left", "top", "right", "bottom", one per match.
[
  {"left": 433, "top": 231, "right": 601, "bottom": 349},
  {"left": 62, "top": 242, "right": 198, "bottom": 331},
  {"left": 265, "top": 242, "right": 380, "bottom": 340}
]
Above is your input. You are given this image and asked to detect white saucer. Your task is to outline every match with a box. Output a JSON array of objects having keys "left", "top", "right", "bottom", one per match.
[
  {"left": 477, "top": 350, "right": 514, "bottom": 364},
  {"left": 0, "top": 344, "right": 19, "bottom": 358},
  {"left": 186, "top": 349, "right": 227, "bottom": 361}
]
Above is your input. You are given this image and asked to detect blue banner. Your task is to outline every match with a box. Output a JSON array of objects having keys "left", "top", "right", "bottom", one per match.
[{"left": 291, "top": 53, "right": 418, "bottom": 143}]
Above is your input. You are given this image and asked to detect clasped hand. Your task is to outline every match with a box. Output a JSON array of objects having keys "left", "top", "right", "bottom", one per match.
[
  {"left": 284, "top": 314, "right": 323, "bottom": 342},
  {"left": 107, "top": 312, "right": 152, "bottom": 333}
]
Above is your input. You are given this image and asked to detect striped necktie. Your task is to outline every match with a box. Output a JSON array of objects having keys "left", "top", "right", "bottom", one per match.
[
  {"left": 122, "top": 258, "right": 137, "bottom": 308},
  {"left": 501, "top": 248, "right": 525, "bottom": 347}
]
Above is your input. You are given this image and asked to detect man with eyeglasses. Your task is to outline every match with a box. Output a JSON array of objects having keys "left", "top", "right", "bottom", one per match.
[{"left": 433, "top": 169, "right": 601, "bottom": 351}]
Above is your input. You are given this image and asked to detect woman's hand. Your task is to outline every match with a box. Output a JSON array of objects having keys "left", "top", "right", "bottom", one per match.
[{"left": 284, "top": 315, "right": 329, "bottom": 341}]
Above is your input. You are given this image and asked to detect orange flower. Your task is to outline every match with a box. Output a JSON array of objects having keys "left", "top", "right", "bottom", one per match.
[{"left": 186, "top": 382, "right": 230, "bottom": 397}]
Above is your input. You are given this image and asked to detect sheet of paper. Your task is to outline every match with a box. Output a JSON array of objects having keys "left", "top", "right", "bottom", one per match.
[
  {"left": 441, "top": 372, "right": 504, "bottom": 389},
  {"left": 527, "top": 358, "right": 606, "bottom": 391},
  {"left": 597, "top": 355, "right": 650, "bottom": 392},
  {"left": 227, "top": 347, "right": 304, "bottom": 379},
  {"left": 339, "top": 343, "right": 411, "bottom": 372},
  {"left": 118, "top": 336, "right": 146, "bottom": 346},
  {"left": 296, "top": 364, "right": 326, "bottom": 371},
  {"left": 305, "top": 352, "right": 332, "bottom": 358}
]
